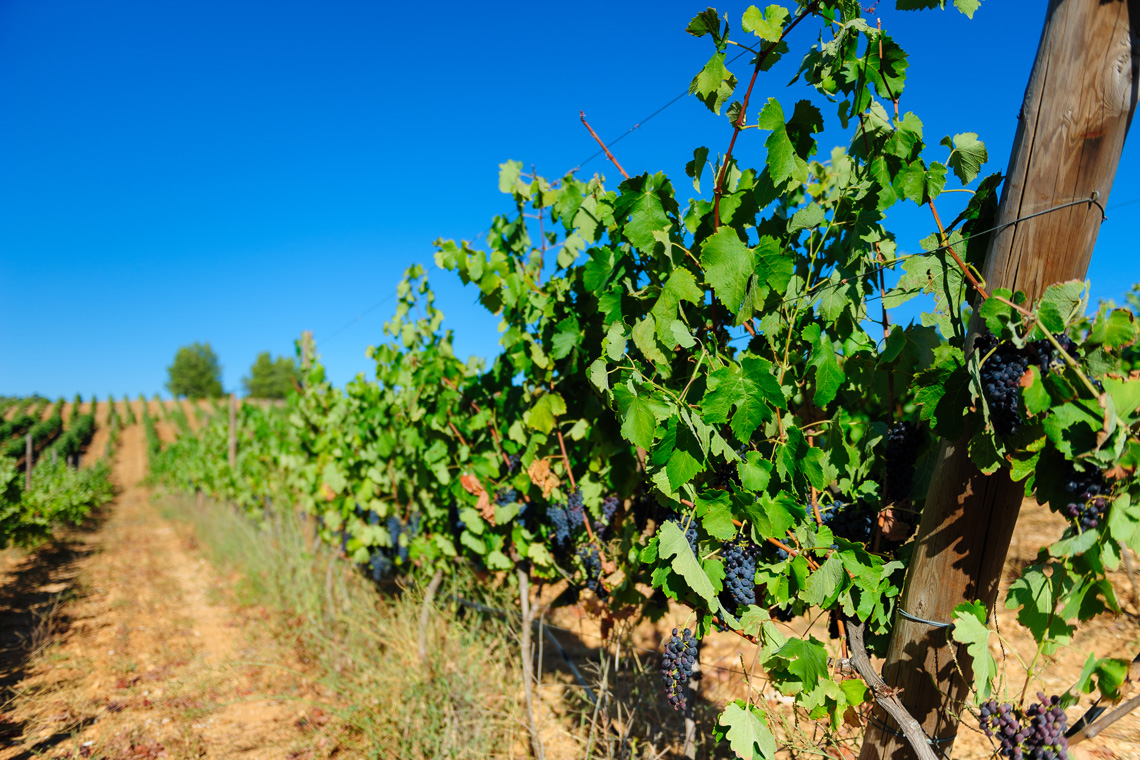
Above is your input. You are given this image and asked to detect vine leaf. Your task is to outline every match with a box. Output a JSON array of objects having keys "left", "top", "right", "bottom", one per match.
[
  {"left": 951, "top": 601, "right": 997, "bottom": 703},
  {"left": 614, "top": 385, "right": 658, "bottom": 451},
  {"left": 659, "top": 520, "right": 717, "bottom": 607},
  {"left": 941, "top": 133, "right": 988, "bottom": 185},
  {"left": 701, "top": 227, "right": 754, "bottom": 313},
  {"left": 525, "top": 392, "right": 566, "bottom": 434},
  {"left": 741, "top": 4, "right": 789, "bottom": 42},
  {"left": 702, "top": 356, "right": 785, "bottom": 441},
  {"left": 716, "top": 701, "right": 777, "bottom": 760},
  {"left": 756, "top": 98, "right": 808, "bottom": 188}
]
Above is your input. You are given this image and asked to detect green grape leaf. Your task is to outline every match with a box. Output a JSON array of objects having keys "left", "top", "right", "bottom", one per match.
[
  {"left": 738, "top": 451, "right": 773, "bottom": 492},
  {"left": 525, "top": 392, "right": 566, "bottom": 434},
  {"left": 659, "top": 519, "right": 717, "bottom": 607},
  {"left": 741, "top": 4, "right": 789, "bottom": 42},
  {"left": 716, "top": 701, "right": 777, "bottom": 760},
  {"left": 756, "top": 98, "right": 808, "bottom": 188},
  {"left": 951, "top": 601, "right": 997, "bottom": 703},
  {"left": 697, "top": 491, "right": 737, "bottom": 541},
  {"left": 809, "top": 333, "right": 845, "bottom": 406},
  {"left": 802, "top": 554, "right": 845, "bottom": 606},
  {"left": 701, "top": 227, "right": 755, "bottom": 314},
  {"left": 941, "top": 133, "right": 988, "bottom": 185},
  {"left": 690, "top": 52, "right": 737, "bottom": 114},
  {"left": 614, "top": 386, "right": 657, "bottom": 450}
]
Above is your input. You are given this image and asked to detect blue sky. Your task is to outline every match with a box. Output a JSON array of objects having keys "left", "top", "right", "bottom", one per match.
[{"left": 3, "top": 1, "right": 1139, "bottom": 398}]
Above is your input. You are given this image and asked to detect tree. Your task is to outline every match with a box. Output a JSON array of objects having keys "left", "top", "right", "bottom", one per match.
[
  {"left": 242, "top": 352, "right": 300, "bottom": 399},
  {"left": 165, "top": 343, "right": 223, "bottom": 399}
]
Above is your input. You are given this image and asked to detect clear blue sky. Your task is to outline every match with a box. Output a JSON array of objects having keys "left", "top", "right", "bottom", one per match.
[{"left": 4, "top": 2, "right": 1139, "bottom": 398}]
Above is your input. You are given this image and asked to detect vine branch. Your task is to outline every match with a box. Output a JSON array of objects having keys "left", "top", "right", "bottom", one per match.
[
  {"left": 580, "top": 111, "right": 630, "bottom": 180},
  {"left": 712, "top": 1, "right": 821, "bottom": 228},
  {"left": 846, "top": 619, "right": 941, "bottom": 760}
]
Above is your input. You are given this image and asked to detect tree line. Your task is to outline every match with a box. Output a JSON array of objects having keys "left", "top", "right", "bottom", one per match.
[{"left": 165, "top": 342, "right": 300, "bottom": 399}]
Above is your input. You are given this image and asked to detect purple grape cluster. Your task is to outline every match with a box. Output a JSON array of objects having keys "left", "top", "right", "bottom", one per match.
[
  {"left": 494, "top": 487, "right": 518, "bottom": 506},
  {"left": 549, "top": 505, "right": 572, "bottom": 547},
  {"left": 661, "top": 628, "right": 698, "bottom": 710},
  {"left": 1061, "top": 464, "right": 1109, "bottom": 532},
  {"left": 821, "top": 501, "right": 875, "bottom": 545},
  {"left": 976, "top": 334, "right": 1032, "bottom": 436},
  {"left": 601, "top": 495, "right": 619, "bottom": 526},
  {"left": 979, "top": 693, "right": 1068, "bottom": 760},
  {"left": 1028, "top": 334, "right": 1077, "bottom": 376},
  {"left": 721, "top": 539, "right": 758, "bottom": 610},
  {"left": 578, "top": 544, "right": 607, "bottom": 598},
  {"left": 567, "top": 487, "right": 586, "bottom": 527},
  {"left": 885, "top": 421, "right": 920, "bottom": 503},
  {"left": 506, "top": 453, "right": 521, "bottom": 475}
]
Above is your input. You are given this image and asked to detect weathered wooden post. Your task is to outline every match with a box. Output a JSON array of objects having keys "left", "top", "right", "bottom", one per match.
[{"left": 860, "top": 2, "right": 1140, "bottom": 758}]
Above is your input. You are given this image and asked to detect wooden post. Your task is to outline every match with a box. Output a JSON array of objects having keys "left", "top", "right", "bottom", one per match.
[
  {"left": 228, "top": 394, "right": 237, "bottom": 470},
  {"left": 24, "top": 433, "right": 32, "bottom": 491},
  {"left": 301, "top": 330, "right": 314, "bottom": 369},
  {"left": 860, "top": 2, "right": 1140, "bottom": 758}
]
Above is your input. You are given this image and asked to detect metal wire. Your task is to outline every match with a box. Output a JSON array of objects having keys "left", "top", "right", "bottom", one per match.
[{"left": 898, "top": 607, "right": 953, "bottom": 629}]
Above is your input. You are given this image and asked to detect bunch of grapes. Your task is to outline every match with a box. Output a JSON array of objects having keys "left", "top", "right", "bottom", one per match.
[
  {"left": 368, "top": 550, "right": 392, "bottom": 581},
  {"left": 661, "top": 628, "right": 698, "bottom": 710},
  {"left": 1061, "top": 464, "right": 1109, "bottom": 532},
  {"left": 494, "top": 487, "right": 518, "bottom": 506},
  {"left": 721, "top": 539, "right": 759, "bottom": 610},
  {"left": 549, "top": 505, "right": 572, "bottom": 547},
  {"left": 567, "top": 487, "right": 586, "bottom": 529},
  {"left": 1028, "top": 334, "right": 1077, "bottom": 376},
  {"left": 601, "top": 495, "right": 620, "bottom": 526},
  {"left": 505, "top": 453, "right": 521, "bottom": 475},
  {"left": 578, "top": 545, "right": 607, "bottom": 598},
  {"left": 976, "top": 334, "right": 1032, "bottom": 436},
  {"left": 885, "top": 421, "right": 920, "bottom": 503},
  {"left": 821, "top": 501, "right": 875, "bottom": 546},
  {"left": 387, "top": 516, "right": 410, "bottom": 562},
  {"left": 978, "top": 693, "right": 1068, "bottom": 760}
]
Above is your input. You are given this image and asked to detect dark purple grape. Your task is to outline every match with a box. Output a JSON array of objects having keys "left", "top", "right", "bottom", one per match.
[
  {"left": 660, "top": 628, "right": 698, "bottom": 710},
  {"left": 578, "top": 545, "right": 607, "bottom": 599},
  {"left": 978, "top": 695, "right": 1068, "bottom": 760},
  {"left": 1058, "top": 462, "right": 1109, "bottom": 532},
  {"left": 720, "top": 539, "right": 758, "bottom": 611},
  {"left": 821, "top": 501, "right": 875, "bottom": 546},
  {"left": 976, "top": 334, "right": 1031, "bottom": 436}
]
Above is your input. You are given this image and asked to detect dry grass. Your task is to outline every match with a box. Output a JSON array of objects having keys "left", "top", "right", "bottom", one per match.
[{"left": 162, "top": 492, "right": 529, "bottom": 759}]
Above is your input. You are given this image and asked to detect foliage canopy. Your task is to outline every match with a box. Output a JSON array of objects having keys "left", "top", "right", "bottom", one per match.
[{"left": 166, "top": 342, "right": 223, "bottom": 399}]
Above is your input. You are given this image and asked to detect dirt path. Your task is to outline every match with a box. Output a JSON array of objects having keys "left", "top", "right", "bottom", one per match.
[{"left": 0, "top": 424, "right": 338, "bottom": 759}]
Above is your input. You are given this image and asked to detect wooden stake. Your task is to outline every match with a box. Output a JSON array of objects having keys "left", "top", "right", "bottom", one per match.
[
  {"left": 860, "top": 3, "right": 1140, "bottom": 758},
  {"left": 516, "top": 568, "right": 545, "bottom": 760}
]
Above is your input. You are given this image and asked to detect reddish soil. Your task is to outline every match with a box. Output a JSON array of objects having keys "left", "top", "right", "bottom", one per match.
[{"left": 0, "top": 422, "right": 341, "bottom": 759}]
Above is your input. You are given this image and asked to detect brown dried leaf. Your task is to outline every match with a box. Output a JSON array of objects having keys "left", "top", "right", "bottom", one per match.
[
  {"left": 1104, "top": 463, "right": 1135, "bottom": 481},
  {"left": 477, "top": 490, "right": 494, "bottom": 523},
  {"left": 459, "top": 473, "right": 486, "bottom": 498},
  {"left": 527, "top": 458, "right": 561, "bottom": 498}
]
